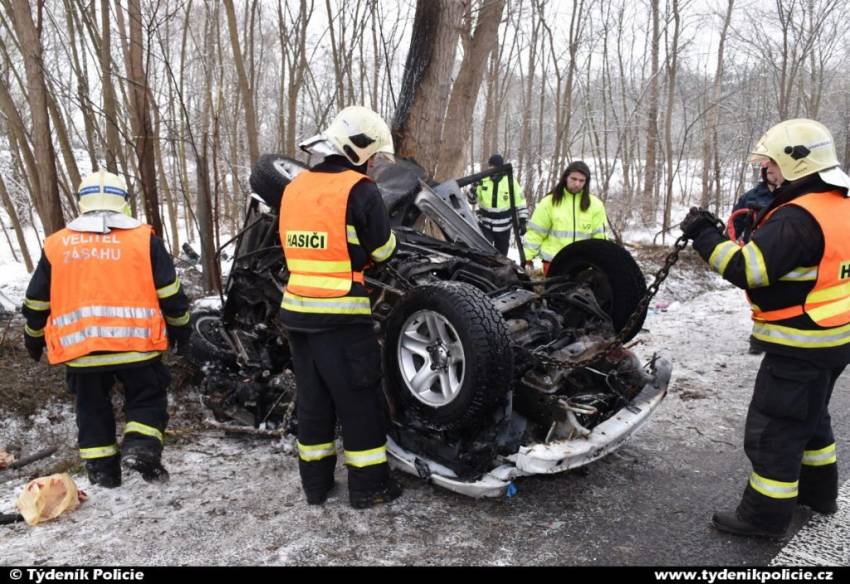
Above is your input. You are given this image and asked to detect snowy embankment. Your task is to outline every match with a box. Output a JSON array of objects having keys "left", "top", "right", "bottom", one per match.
[{"left": 0, "top": 242, "right": 766, "bottom": 565}]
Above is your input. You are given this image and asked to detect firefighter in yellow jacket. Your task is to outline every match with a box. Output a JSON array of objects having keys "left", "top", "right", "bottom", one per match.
[
  {"left": 523, "top": 161, "right": 608, "bottom": 275},
  {"left": 22, "top": 171, "right": 190, "bottom": 488},
  {"left": 680, "top": 119, "right": 850, "bottom": 538},
  {"left": 280, "top": 106, "right": 401, "bottom": 509}
]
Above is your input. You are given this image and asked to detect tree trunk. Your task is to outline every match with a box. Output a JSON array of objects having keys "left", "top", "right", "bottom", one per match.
[
  {"left": 700, "top": 0, "right": 733, "bottom": 208},
  {"left": 8, "top": 0, "right": 64, "bottom": 234},
  {"left": 661, "top": 0, "right": 681, "bottom": 243},
  {"left": 0, "top": 173, "right": 33, "bottom": 271},
  {"left": 641, "top": 0, "right": 660, "bottom": 223},
  {"left": 126, "top": 0, "right": 163, "bottom": 234},
  {"left": 435, "top": 0, "right": 505, "bottom": 180},
  {"left": 392, "top": 0, "right": 464, "bottom": 176},
  {"left": 100, "top": 0, "right": 121, "bottom": 173},
  {"left": 224, "top": 0, "right": 260, "bottom": 165}
]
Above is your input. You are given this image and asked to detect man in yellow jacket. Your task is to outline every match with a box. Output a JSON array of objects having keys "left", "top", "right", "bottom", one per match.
[{"left": 523, "top": 160, "right": 608, "bottom": 274}]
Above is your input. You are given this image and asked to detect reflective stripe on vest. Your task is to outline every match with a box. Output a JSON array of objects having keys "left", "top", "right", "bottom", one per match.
[
  {"left": 279, "top": 170, "right": 367, "bottom": 299},
  {"left": 42, "top": 226, "right": 167, "bottom": 365},
  {"left": 281, "top": 291, "right": 371, "bottom": 315},
  {"left": 751, "top": 191, "right": 850, "bottom": 329},
  {"left": 66, "top": 351, "right": 161, "bottom": 368},
  {"left": 752, "top": 320, "right": 850, "bottom": 348}
]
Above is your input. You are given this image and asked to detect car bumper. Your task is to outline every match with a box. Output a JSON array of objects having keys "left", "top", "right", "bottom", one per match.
[{"left": 388, "top": 356, "right": 671, "bottom": 498}]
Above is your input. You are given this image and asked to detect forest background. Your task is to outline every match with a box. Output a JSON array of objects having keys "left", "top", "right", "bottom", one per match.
[{"left": 0, "top": 0, "right": 847, "bottom": 290}]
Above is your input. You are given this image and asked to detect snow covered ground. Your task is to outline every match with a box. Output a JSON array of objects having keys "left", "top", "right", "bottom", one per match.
[{"left": 1, "top": 223, "right": 846, "bottom": 566}]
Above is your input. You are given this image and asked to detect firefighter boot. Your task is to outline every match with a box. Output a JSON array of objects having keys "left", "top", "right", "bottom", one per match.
[
  {"left": 711, "top": 511, "right": 787, "bottom": 540},
  {"left": 798, "top": 465, "right": 838, "bottom": 514},
  {"left": 86, "top": 455, "right": 121, "bottom": 488},
  {"left": 122, "top": 441, "right": 169, "bottom": 483},
  {"left": 305, "top": 482, "right": 337, "bottom": 506},
  {"left": 349, "top": 478, "right": 403, "bottom": 510}
]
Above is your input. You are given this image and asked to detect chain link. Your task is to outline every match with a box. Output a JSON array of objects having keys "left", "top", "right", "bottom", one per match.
[{"left": 529, "top": 234, "right": 691, "bottom": 371}]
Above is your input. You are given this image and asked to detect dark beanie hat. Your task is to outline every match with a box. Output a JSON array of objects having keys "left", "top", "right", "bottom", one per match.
[{"left": 488, "top": 153, "right": 504, "bottom": 167}]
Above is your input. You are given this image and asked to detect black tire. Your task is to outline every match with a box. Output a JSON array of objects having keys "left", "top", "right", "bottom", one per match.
[
  {"left": 384, "top": 282, "right": 513, "bottom": 434},
  {"left": 187, "top": 310, "right": 237, "bottom": 368},
  {"left": 249, "top": 154, "right": 307, "bottom": 209},
  {"left": 546, "top": 239, "right": 647, "bottom": 342}
]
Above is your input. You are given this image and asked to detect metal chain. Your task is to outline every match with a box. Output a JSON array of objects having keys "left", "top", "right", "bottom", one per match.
[{"left": 529, "top": 234, "right": 691, "bottom": 371}]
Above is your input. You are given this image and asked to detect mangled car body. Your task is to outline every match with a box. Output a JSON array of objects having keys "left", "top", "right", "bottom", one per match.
[{"left": 187, "top": 155, "right": 670, "bottom": 497}]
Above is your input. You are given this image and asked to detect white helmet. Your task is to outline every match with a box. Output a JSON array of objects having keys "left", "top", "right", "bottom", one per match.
[
  {"left": 750, "top": 118, "right": 850, "bottom": 190},
  {"left": 77, "top": 170, "right": 129, "bottom": 213},
  {"left": 301, "top": 106, "right": 394, "bottom": 166}
]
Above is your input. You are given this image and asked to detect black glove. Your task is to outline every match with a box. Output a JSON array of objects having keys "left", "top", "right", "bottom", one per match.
[
  {"left": 519, "top": 219, "right": 528, "bottom": 236},
  {"left": 680, "top": 207, "right": 723, "bottom": 239},
  {"left": 168, "top": 325, "right": 191, "bottom": 357},
  {"left": 24, "top": 335, "right": 44, "bottom": 362}
]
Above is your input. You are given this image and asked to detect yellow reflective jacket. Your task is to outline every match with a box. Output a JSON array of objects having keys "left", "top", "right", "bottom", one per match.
[
  {"left": 474, "top": 176, "right": 528, "bottom": 233},
  {"left": 523, "top": 190, "right": 608, "bottom": 261}
]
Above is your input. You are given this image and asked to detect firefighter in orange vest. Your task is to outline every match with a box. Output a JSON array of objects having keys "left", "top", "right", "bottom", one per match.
[
  {"left": 22, "top": 171, "right": 190, "bottom": 488},
  {"left": 680, "top": 119, "right": 850, "bottom": 538},
  {"left": 280, "top": 106, "right": 401, "bottom": 509}
]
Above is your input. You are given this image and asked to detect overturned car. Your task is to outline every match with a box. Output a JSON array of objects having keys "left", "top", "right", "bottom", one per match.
[{"left": 187, "top": 155, "right": 671, "bottom": 497}]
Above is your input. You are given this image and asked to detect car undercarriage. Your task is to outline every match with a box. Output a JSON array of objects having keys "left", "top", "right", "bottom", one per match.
[{"left": 186, "top": 155, "right": 670, "bottom": 497}]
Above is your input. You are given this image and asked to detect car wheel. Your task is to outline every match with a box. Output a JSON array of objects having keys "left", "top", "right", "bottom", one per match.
[
  {"left": 187, "top": 310, "right": 237, "bottom": 368},
  {"left": 384, "top": 282, "right": 513, "bottom": 434},
  {"left": 249, "top": 154, "right": 307, "bottom": 209},
  {"left": 546, "top": 239, "right": 647, "bottom": 342}
]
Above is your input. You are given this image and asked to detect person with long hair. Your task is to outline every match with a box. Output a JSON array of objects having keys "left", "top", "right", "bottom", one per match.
[{"left": 523, "top": 160, "right": 608, "bottom": 274}]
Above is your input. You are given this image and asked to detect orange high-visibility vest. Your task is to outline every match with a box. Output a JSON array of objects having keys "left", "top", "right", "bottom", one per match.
[
  {"left": 43, "top": 225, "right": 167, "bottom": 365},
  {"left": 279, "top": 170, "right": 368, "bottom": 298},
  {"left": 751, "top": 191, "right": 850, "bottom": 327}
]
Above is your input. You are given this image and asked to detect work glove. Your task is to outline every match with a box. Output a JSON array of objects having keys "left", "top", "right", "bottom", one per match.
[
  {"left": 679, "top": 207, "right": 723, "bottom": 240},
  {"left": 168, "top": 325, "right": 192, "bottom": 357},
  {"left": 24, "top": 335, "right": 44, "bottom": 363},
  {"left": 519, "top": 219, "right": 528, "bottom": 236}
]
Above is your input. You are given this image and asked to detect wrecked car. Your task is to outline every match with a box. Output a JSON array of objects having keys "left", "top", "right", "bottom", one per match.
[{"left": 186, "top": 154, "right": 671, "bottom": 497}]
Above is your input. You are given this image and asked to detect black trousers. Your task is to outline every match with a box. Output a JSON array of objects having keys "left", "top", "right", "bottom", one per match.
[
  {"left": 67, "top": 360, "right": 170, "bottom": 459},
  {"left": 288, "top": 325, "right": 388, "bottom": 494},
  {"left": 480, "top": 224, "right": 511, "bottom": 256},
  {"left": 738, "top": 353, "right": 842, "bottom": 529}
]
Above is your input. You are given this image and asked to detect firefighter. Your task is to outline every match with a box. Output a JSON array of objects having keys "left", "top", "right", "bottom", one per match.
[
  {"left": 680, "top": 118, "right": 850, "bottom": 538},
  {"left": 280, "top": 105, "right": 401, "bottom": 509},
  {"left": 523, "top": 160, "right": 608, "bottom": 275},
  {"left": 22, "top": 170, "right": 191, "bottom": 487},
  {"left": 473, "top": 153, "right": 528, "bottom": 255}
]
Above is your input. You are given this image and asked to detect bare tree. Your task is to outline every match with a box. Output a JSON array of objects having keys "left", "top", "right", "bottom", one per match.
[
  {"left": 392, "top": 0, "right": 464, "bottom": 176},
  {"left": 641, "top": 0, "right": 661, "bottom": 222},
  {"left": 124, "top": 0, "right": 164, "bottom": 235},
  {"left": 224, "top": 0, "right": 260, "bottom": 165},
  {"left": 700, "top": 0, "right": 734, "bottom": 208},
  {"left": 6, "top": 0, "right": 64, "bottom": 234},
  {"left": 435, "top": 0, "right": 506, "bottom": 180}
]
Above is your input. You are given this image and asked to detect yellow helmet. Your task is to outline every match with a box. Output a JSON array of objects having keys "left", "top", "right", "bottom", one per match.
[
  {"left": 750, "top": 118, "right": 850, "bottom": 189},
  {"left": 77, "top": 170, "right": 129, "bottom": 213},
  {"left": 322, "top": 105, "right": 394, "bottom": 165}
]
